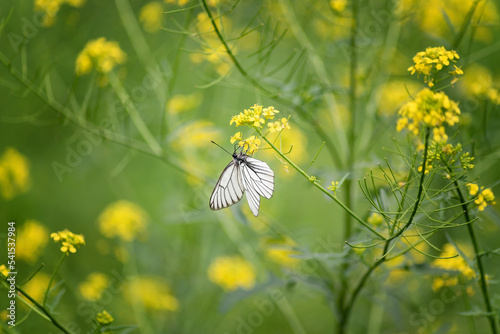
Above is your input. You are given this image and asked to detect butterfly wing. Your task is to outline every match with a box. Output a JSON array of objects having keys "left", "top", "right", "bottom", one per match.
[
  {"left": 241, "top": 156, "right": 274, "bottom": 217},
  {"left": 209, "top": 160, "right": 245, "bottom": 211},
  {"left": 241, "top": 156, "right": 275, "bottom": 199}
]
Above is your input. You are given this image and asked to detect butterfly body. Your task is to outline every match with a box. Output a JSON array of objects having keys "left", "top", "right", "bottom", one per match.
[{"left": 210, "top": 152, "right": 274, "bottom": 217}]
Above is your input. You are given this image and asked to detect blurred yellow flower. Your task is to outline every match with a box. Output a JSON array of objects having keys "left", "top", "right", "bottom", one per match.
[
  {"left": 208, "top": 255, "right": 256, "bottom": 291},
  {"left": 126, "top": 276, "right": 179, "bottom": 311},
  {"left": 475, "top": 188, "right": 496, "bottom": 211},
  {"left": 79, "top": 272, "right": 110, "bottom": 301},
  {"left": 98, "top": 200, "right": 148, "bottom": 242},
  {"left": 238, "top": 136, "right": 261, "bottom": 154},
  {"left": 0, "top": 265, "right": 8, "bottom": 277},
  {"left": 367, "top": 212, "right": 383, "bottom": 227},
  {"left": 262, "top": 236, "right": 300, "bottom": 268},
  {"left": 431, "top": 243, "right": 475, "bottom": 291},
  {"left": 75, "top": 37, "right": 127, "bottom": 75},
  {"left": 164, "top": 0, "right": 189, "bottom": 5},
  {"left": 24, "top": 272, "right": 52, "bottom": 303},
  {"left": 140, "top": 2, "right": 164, "bottom": 33},
  {"left": 171, "top": 120, "right": 221, "bottom": 150},
  {"left": 16, "top": 220, "right": 49, "bottom": 264},
  {"left": 96, "top": 310, "right": 114, "bottom": 326},
  {"left": 461, "top": 64, "right": 500, "bottom": 105},
  {"left": 166, "top": 93, "right": 202, "bottom": 115},
  {"left": 329, "top": 0, "right": 347, "bottom": 13},
  {"left": 51, "top": 229, "right": 85, "bottom": 254},
  {"left": 377, "top": 80, "right": 422, "bottom": 116},
  {"left": 397, "top": 88, "right": 460, "bottom": 142},
  {"left": 466, "top": 183, "right": 479, "bottom": 196},
  {"left": 230, "top": 132, "right": 243, "bottom": 144},
  {"left": 261, "top": 126, "right": 307, "bottom": 176},
  {"left": 34, "top": 0, "right": 86, "bottom": 27},
  {"left": 0, "top": 147, "right": 31, "bottom": 200},
  {"left": 400, "top": 0, "right": 499, "bottom": 43}
]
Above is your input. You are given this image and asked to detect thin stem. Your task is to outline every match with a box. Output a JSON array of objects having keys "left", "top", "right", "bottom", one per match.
[
  {"left": 1, "top": 277, "right": 72, "bottom": 334},
  {"left": 257, "top": 129, "right": 385, "bottom": 239},
  {"left": 43, "top": 253, "right": 66, "bottom": 307},
  {"left": 339, "top": 127, "right": 431, "bottom": 332},
  {"left": 445, "top": 164, "right": 498, "bottom": 334}
]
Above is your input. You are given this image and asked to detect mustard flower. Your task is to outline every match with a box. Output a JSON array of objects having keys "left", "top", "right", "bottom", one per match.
[
  {"left": 466, "top": 183, "right": 479, "bottom": 196},
  {"left": 431, "top": 243, "right": 475, "bottom": 291},
  {"left": 96, "top": 310, "right": 114, "bottom": 326},
  {"left": 166, "top": 93, "right": 202, "bottom": 114},
  {"left": 408, "top": 47, "right": 461, "bottom": 87},
  {"left": 262, "top": 236, "right": 300, "bottom": 268},
  {"left": 79, "top": 272, "right": 110, "bottom": 301},
  {"left": 238, "top": 136, "right": 261, "bottom": 154},
  {"left": 126, "top": 276, "right": 179, "bottom": 311},
  {"left": 139, "top": 2, "right": 163, "bottom": 33},
  {"left": 98, "top": 200, "right": 148, "bottom": 242},
  {"left": 367, "top": 212, "right": 383, "bottom": 226},
  {"left": 262, "top": 106, "right": 279, "bottom": 120},
  {"left": 34, "top": 0, "right": 86, "bottom": 27},
  {"left": 16, "top": 220, "right": 49, "bottom": 264},
  {"left": 0, "top": 265, "right": 9, "bottom": 277},
  {"left": 230, "top": 132, "right": 243, "bottom": 144},
  {"left": 328, "top": 181, "right": 339, "bottom": 192},
  {"left": 0, "top": 147, "right": 31, "bottom": 200},
  {"left": 329, "top": 0, "right": 347, "bottom": 13},
  {"left": 50, "top": 229, "right": 85, "bottom": 254},
  {"left": 75, "top": 37, "right": 127, "bottom": 75},
  {"left": 397, "top": 89, "right": 460, "bottom": 142},
  {"left": 208, "top": 255, "right": 256, "bottom": 291}
]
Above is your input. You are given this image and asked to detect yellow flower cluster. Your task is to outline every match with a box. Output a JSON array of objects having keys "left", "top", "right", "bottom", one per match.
[
  {"left": 462, "top": 64, "right": 500, "bottom": 105},
  {"left": 167, "top": 93, "right": 202, "bottom": 115},
  {"left": 126, "top": 276, "right": 179, "bottom": 311},
  {"left": 34, "top": 0, "right": 86, "bottom": 27},
  {"left": 98, "top": 200, "right": 148, "bottom": 241},
  {"left": 207, "top": 255, "right": 256, "bottom": 291},
  {"left": 0, "top": 147, "right": 31, "bottom": 200},
  {"left": 0, "top": 265, "right": 8, "bottom": 277},
  {"left": 262, "top": 236, "right": 300, "bottom": 268},
  {"left": 408, "top": 47, "right": 461, "bottom": 87},
  {"left": 329, "top": 0, "right": 347, "bottom": 13},
  {"left": 50, "top": 229, "right": 85, "bottom": 254},
  {"left": 431, "top": 243, "right": 475, "bottom": 291},
  {"left": 16, "top": 220, "right": 49, "bottom": 264},
  {"left": 139, "top": 2, "right": 164, "bottom": 33},
  {"left": 367, "top": 212, "right": 383, "bottom": 226},
  {"left": 397, "top": 89, "right": 460, "bottom": 142},
  {"left": 75, "top": 37, "right": 127, "bottom": 76},
  {"left": 467, "top": 184, "right": 496, "bottom": 211},
  {"left": 79, "top": 272, "right": 109, "bottom": 301},
  {"left": 96, "top": 310, "right": 114, "bottom": 326},
  {"left": 229, "top": 105, "right": 289, "bottom": 154}
]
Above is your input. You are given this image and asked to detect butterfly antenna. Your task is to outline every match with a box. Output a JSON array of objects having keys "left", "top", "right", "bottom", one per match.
[{"left": 211, "top": 141, "right": 233, "bottom": 155}]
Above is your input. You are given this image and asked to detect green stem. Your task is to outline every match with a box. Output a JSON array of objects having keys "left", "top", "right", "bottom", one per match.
[
  {"left": 1, "top": 277, "right": 72, "bottom": 334},
  {"left": 452, "top": 0, "right": 481, "bottom": 49},
  {"left": 445, "top": 165, "right": 498, "bottom": 334},
  {"left": 43, "top": 253, "right": 66, "bottom": 307},
  {"left": 257, "top": 129, "right": 384, "bottom": 239},
  {"left": 339, "top": 127, "right": 431, "bottom": 333}
]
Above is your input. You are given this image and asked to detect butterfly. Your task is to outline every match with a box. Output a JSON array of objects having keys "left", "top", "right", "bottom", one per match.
[{"left": 209, "top": 145, "right": 274, "bottom": 217}]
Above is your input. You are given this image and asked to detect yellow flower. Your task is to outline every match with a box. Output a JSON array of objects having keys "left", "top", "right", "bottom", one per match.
[
  {"left": 0, "top": 265, "right": 8, "bottom": 277},
  {"left": 408, "top": 47, "right": 460, "bottom": 87},
  {"left": 164, "top": 0, "right": 189, "bottom": 6},
  {"left": 96, "top": 310, "right": 114, "bottom": 326},
  {"left": 140, "top": 2, "right": 164, "bottom": 33},
  {"left": 329, "top": 0, "right": 347, "bottom": 13},
  {"left": 461, "top": 64, "right": 500, "bottom": 105},
  {"left": 166, "top": 93, "right": 202, "bottom": 115},
  {"left": 23, "top": 272, "right": 52, "bottom": 304},
  {"left": 475, "top": 188, "right": 496, "bottom": 211},
  {"left": 126, "top": 276, "right": 179, "bottom": 311},
  {"left": 0, "top": 147, "right": 31, "bottom": 200},
  {"left": 16, "top": 220, "right": 49, "bottom": 264},
  {"left": 171, "top": 120, "right": 221, "bottom": 150},
  {"left": 262, "top": 106, "right": 279, "bottom": 120},
  {"left": 261, "top": 126, "right": 307, "bottom": 176},
  {"left": 367, "top": 212, "right": 383, "bottom": 226},
  {"left": 238, "top": 136, "right": 261, "bottom": 154},
  {"left": 98, "top": 200, "right": 148, "bottom": 242},
  {"left": 75, "top": 37, "right": 127, "bottom": 75},
  {"left": 230, "top": 132, "right": 243, "bottom": 144},
  {"left": 51, "top": 229, "right": 85, "bottom": 254},
  {"left": 208, "top": 255, "right": 256, "bottom": 291},
  {"left": 466, "top": 183, "right": 479, "bottom": 196},
  {"left": 230, "top": 104, "right": 267, "bottom": 129},
  {"left": 397, "top": 89, "right": 460, "bottom": 142},
  {"left": 262, "top": 236, "right": 300, "bottom": 268},
  {"left": 79, "top": 272, "right": 110, "bottom": 301},
  {"left": 34, "top": 0, "right": 86, "bottom": 27},
  {"left": 328, "top": 181, "right": 339, "bottom": 192},
  {"left": 431, "top": 243, "right": 475, "bottom": 291}
]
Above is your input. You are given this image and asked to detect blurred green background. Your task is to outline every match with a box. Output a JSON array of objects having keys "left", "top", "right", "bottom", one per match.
[{"left": 1, "top": 0, "right": 500, "bottom": 333}]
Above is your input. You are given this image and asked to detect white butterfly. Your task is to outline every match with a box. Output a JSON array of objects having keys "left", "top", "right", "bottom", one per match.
[{"left": 210, "top": 150, "right": 274, "bottom": 217}]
